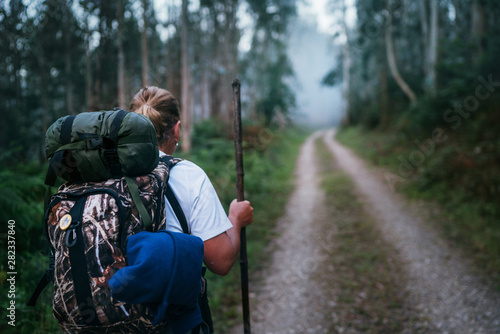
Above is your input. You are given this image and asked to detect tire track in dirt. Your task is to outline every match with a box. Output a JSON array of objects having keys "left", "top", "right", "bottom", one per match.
[{"left": 323, "top": 129, "right": 500, "bottom": 334}]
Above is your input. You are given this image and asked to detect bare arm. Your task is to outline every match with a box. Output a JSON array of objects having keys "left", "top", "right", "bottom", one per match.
[{"left": 203, "top": 200, "right": 253, "bottom": 276}]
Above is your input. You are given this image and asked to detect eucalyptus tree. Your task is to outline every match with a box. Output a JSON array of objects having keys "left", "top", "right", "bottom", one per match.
[{"left": 243, "top": 0, "right": 297, "bottom": 125}]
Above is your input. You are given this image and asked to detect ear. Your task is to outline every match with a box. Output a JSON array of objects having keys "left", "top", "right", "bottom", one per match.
[{"left": 174, "top": 121, "right": 181, "bottom": 143}]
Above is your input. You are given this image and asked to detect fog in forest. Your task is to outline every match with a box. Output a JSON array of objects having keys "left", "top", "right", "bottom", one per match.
[{"left": 287, "top": 17, "right": 343, "bottom": 127}]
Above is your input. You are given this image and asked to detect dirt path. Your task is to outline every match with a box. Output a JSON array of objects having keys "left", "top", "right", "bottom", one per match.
[
  {"left": 234, "top": 130, "right": 500, "bottom": 333},
  {"left": 323, "top": 129, "right": 500, "bottom": 333},
  {"left": 235, "top": 131, "right": 335, "bottom": 333}
]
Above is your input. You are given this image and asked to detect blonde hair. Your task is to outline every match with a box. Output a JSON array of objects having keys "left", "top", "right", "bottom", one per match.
[{"left": 130, "top": 86, "right": 180, "bottom": 146}]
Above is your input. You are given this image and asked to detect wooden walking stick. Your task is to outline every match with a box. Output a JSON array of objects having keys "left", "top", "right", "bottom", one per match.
[{"left": 232, "top": 78, "right": 251, "bottom": 334}]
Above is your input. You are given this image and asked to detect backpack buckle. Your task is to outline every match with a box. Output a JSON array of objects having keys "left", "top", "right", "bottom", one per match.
[
  {"left": 84, "top": 137, "right": 104, "bottom": 150},
  {"left": 103, "top": 146, "right": 122, "bottom": 177},
  {"left": 65, "top": 220, "right": 81, "bottom": 248}
]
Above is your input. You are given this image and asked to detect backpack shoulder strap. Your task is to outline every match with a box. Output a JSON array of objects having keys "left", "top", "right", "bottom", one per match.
[
  {"left": 27, "top": 195, "right": 62, "bottom": 306},
  {"left": 159, "top": 156, "right": 189, "bottom": 235},
  {"left": 125, "top": 176, "right": 153, "bottom": 231}
]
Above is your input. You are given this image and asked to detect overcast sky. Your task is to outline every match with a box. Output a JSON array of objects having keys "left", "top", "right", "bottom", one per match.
[{"left": 289, "top": 0, "right": 344, "bottom": 127}]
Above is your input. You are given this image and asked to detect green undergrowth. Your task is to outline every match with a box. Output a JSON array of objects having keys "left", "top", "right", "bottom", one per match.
[
  {"left": 315, "top": 137, "right": 425, "bottom": 333},
  {"left": 0, "top": 162, "right": 61, "bottom": 333},
  {"left": 336, "top": 126, "right": 500, "bottom": 286},
  {"left": 179, "top": 124, "right": 309, "bottom": 331}
]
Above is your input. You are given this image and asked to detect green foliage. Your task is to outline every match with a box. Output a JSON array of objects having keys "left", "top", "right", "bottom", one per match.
[
  {"left": 0, "top": 162, "right": 59, "bottom": 333},
  {"left": 254, "top": 51, "right": 296, "bottom": 125},
  {"left": 321, "top": 68, "right": 340, "bottom": 87},
  {"left": 338, "top": 2, "right": 500, "bottom": 277},
  {"left": 243, "top": 0, "right": 298, "bottom": 125}
]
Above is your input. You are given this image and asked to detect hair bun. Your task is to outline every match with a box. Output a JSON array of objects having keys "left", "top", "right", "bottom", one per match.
[{"left": 129, "top": 86, "right": 180, "bottom": 146}]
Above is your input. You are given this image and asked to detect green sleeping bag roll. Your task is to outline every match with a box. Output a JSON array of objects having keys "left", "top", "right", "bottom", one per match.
[{"left": 45, "top": 109, "right": 159, "bottom": 183}]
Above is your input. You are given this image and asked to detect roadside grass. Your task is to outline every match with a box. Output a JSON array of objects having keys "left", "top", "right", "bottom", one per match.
[
  {"left": 314, "top": 137, "right": 426, "bottom": 333},
  {"left": 0, "top": 163, "right": 61, "bottom": 334},
  {"left": 179, "top": 124, "right": 310, "bottom": 331},
  {"left": 336, "top": 126, "right": 500, "bottom": 286}
]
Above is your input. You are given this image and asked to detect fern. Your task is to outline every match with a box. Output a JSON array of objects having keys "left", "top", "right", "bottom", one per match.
[{"left": 0, "top": 169, "right": 45, "bottom": 223}]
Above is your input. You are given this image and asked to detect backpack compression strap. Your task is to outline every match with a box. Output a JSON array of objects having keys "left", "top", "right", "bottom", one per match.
[
  {"left": 125, "top": 176, "right": 153, "bottom": 231},
  {"left": 45, "top": 115, "right": 76, "bottom": 186},
  {"left": 160, "top": 156, "right": 189, "bottom": 235},
  {"left": 106, "top": 108, "right": 128, "bottom": 177},
  {"left": 30, "top": 197, "right": 102, "bottom": 324},
  {"left": 65, "top": 197, "right": 101, "bottom": 326}
]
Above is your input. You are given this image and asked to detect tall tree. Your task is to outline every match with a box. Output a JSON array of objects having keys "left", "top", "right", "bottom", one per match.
[
  {"left": 82, "top": 2, "right": 93, "bottom": 112},
  {"left": 420, "top": 0, "right": 439, "bottom": 95},
  {"left": 0, "top": 0, "right": 26, "bottom": 153},
  {"left": 64, "top": 0, "right": 75, "bottom": 114},
  {"left": 221, "top": 0, "right": 240, "bottom": 128},
  {"left": 181, "top": 0, "right": 192, "bottom": 151},
  {"left": 471, "top": 0, "right": 486, "bottom": 62},
  {"left": 244, "top": 0, "right": 297, "bottom": 125},
  {"left": 164, "top": 1, "right": 181, "bottom": 100},
  {"left": 341, "top": 0, "right": 351, "bottom": 124},
  {"left": 92, "top": 0, "right": 105, "bottom": 109},
  {"left": 385, "top": 0, "right": 417, "bottom": 103},
  {"left": 117, "top": 0, "right": 126, "bottom": 108},
  {"left": 141, "top": 0, "right": 149, "bottom": 86}
]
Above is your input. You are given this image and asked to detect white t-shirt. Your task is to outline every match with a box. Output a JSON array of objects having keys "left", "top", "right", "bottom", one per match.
[{"left": 160, "top": 153, "right": 233, "bottom": 241}]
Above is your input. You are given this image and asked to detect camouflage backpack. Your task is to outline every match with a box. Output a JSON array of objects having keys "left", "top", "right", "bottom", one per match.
[
  {"left": 29, "top": 157, "right": 186, "bottom": 332},
  {"left": 54, "top": 160, "right": 182, "bottom": 332},
  {"left": 27, "top": 109, "right": 186, "bottom": 332}
]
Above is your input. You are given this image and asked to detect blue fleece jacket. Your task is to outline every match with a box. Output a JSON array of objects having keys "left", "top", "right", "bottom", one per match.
[{"left": 108, "top": 230, "right": 204, "bottom": 334}]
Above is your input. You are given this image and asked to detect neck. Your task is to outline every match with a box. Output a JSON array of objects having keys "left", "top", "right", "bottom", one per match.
[{"left": 159, "top": 142, "right": 176, "bottom": 156}]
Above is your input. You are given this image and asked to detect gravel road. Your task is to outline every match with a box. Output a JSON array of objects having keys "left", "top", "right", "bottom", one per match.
[
  {"left": 323, "top": 129, "right": 500, "bottom": 334},
  {"left": 233, "top": 130, "right": 500, "bottom": 334}
]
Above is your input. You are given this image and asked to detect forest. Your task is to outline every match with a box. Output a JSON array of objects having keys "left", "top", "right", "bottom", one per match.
[
  {"left": 331, "top": 0, "right": 500, "bottom": 282},
  {"left": 1, "top": 0, "right": 500, "bottom": 332}
]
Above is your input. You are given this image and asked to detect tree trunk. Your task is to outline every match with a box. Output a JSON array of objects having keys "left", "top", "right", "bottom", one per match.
[
  {"left": 471, "top": 0, "right": 486, "bottom": 62},
  {"left": 64, "top": 0, "right": 74, "bottom": 114},
  {"left": 181, "top": 0, "right": 192, "bottom": 152},
  {"left": 380, "top": 65, "right": 389, "bottom": 127},
  {"left": 223, "top": 0, "right": 239, "bottom": 133},
  {"left": 427, "top": 0, "right": 439, "bottom": 95},
  {"left": 341, "top": 0, "right": 351, "bottom": 125},
  {"left": 419, "top": 0, "right": 438, "bottom": 95},
  {"left": 165, "top": 1, "right": 181, "bottom": 98},
  {"left": 38, "top": 43, "right": 49, "bottom": 143},
  {"left": 117, "top": 0, "right": 126, "bottom": 108},
  {"left": 419, "top": 1, "right": 429, "bottom": 49},
  {"left": 141, "top": 0, "right": 149, "bottom": 87},
  {"left": 200, "top": 68, "right": 208, "bottom": 120},
  {"left": 419, "top": 0, "right": 429, "bottom": 75},
  {"left": 452, "top": 0, "right": 469, "bottom": 41},
  {"left": 209, "top": 6, "right": 221, "bottom": 122},
  {"left": 93, "top": 1, "right": 104, "bottom": 110},
  {"left": 84, "top": 11, "right": 93, "bottom": 111},
  {"left": 385, "top": 10, "right": 417, "bottom": 103}
]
